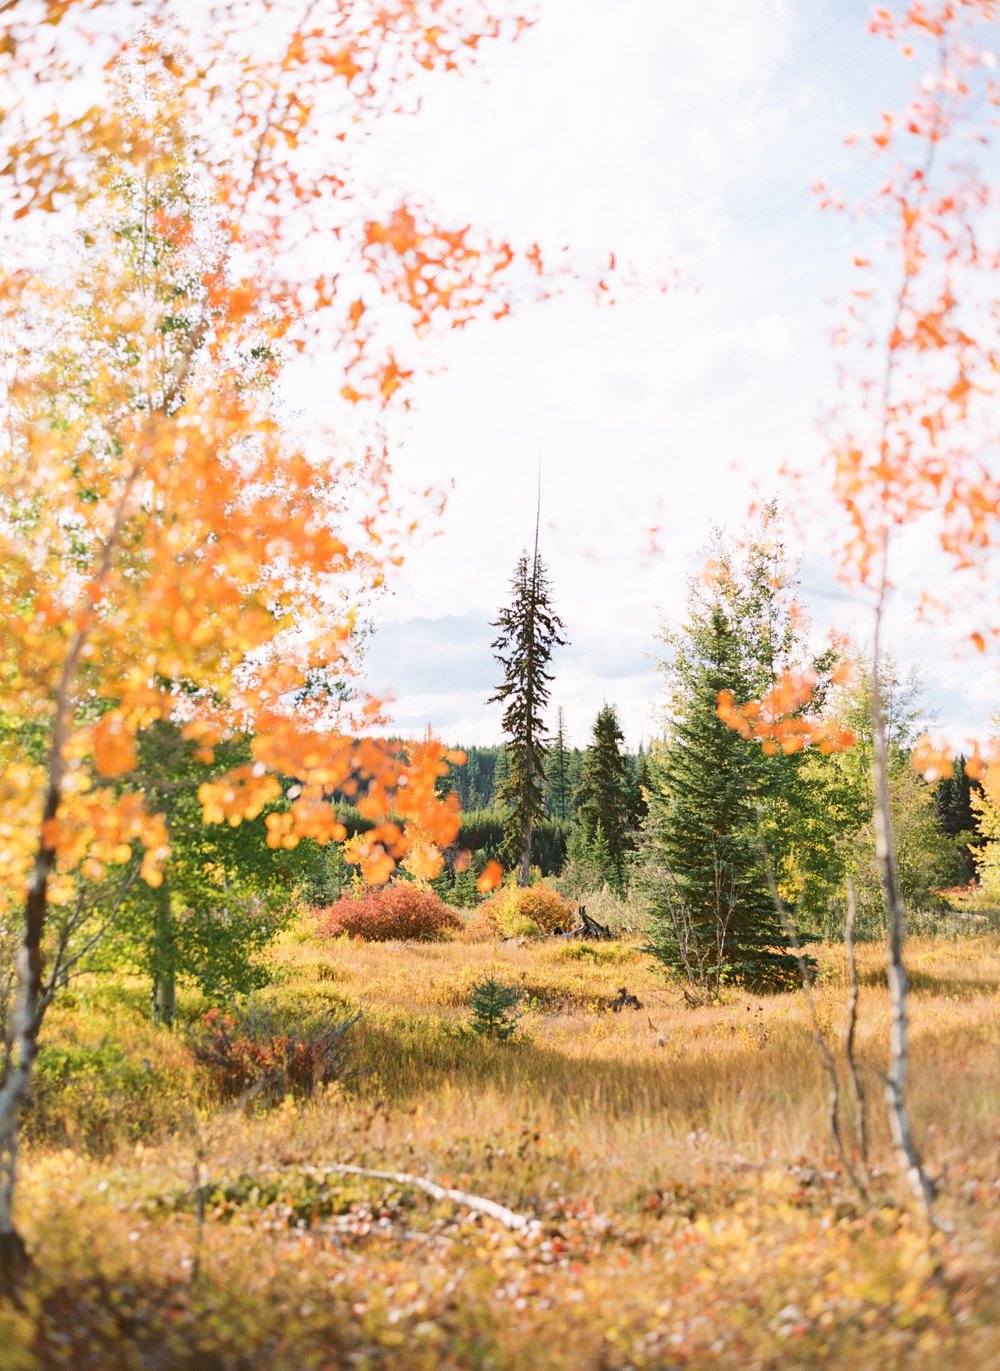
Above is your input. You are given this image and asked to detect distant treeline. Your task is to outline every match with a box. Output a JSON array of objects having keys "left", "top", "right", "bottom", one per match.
[{"left": 439, "top": 742, "right": 648, "bottom": 821}]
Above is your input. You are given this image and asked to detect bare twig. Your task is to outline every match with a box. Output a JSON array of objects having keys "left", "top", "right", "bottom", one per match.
[
  {"left": 190, "top": 1117, "right": 206, "bottom": 1286},
  {"left": 757, "top": 828, "right": 867, "bottom": 1200}
]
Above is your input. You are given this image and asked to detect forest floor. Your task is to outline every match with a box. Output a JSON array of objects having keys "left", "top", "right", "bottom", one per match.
[{"left": 4, "top": 926, "right": 999, "bottom": 1368}]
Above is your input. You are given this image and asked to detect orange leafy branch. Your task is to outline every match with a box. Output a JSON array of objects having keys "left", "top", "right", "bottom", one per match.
[
  {"left": 1, "top": 3, "right": 620, "bottom": 901},
  {"left": 819, "top": 2, "right": 999, "bottom": 608},
  {"left": 717, "top": 675, "right": 856, "bottom": 758}
]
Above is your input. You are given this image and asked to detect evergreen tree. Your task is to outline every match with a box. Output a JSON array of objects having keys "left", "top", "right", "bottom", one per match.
[
  {"left": 466, "top": 977, "right": 521, "bottom": 1040},
  {"left": 564, "top": 818, "right": 613, "bottom": 890},
  {"left": 489, "top": 516, "right": 568, "bottom": 885},
  {"left": 566, "top": 747, "right": 584, "bottom": 817},
  {"left": 491, "top": 744, "right": 510, "bottom": 807},
  {"left": 576, "top": 704, "right": 635, "bottom": 891},
  {"left": 639, "top": 509, "right": 811, "bottom": 990},
  {"left": 934, "top": 756, "right": 983, "bottom": 882},
  {"left": 631, "top": 742, "right": 652, "bottom": 823},
  {"left": 546, "top": 707, "right": 573, "bottom": 820}
]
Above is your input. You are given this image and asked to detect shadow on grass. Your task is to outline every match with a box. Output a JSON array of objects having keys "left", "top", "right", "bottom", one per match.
[
  {"left": 349, "top": 1017, "right": 825, "bottom": 1121},
  {"left": 857, "top": 965, "right": 999, "bottom": 996}
]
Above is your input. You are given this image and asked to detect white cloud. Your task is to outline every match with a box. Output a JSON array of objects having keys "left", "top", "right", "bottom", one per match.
[{"left": 282, "top": 0, "right": 998, "bottom": 746}]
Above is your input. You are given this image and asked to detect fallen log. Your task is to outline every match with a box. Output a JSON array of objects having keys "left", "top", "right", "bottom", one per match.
[
  {"left": 558, "top": 905, "right": 614, "bottom": 941},
  {"left": 610, "top": 986, "right": 643, "bottom": 1012}
]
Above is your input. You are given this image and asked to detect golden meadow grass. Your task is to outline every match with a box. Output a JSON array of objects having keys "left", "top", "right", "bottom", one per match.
[{"left": 6, "top": 927, "right": 999, "bottom": 1368}]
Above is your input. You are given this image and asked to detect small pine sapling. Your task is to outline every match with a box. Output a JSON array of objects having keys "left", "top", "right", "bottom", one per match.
[{"left": 466, "top": 977, "right": 521, "bottom": 1041}]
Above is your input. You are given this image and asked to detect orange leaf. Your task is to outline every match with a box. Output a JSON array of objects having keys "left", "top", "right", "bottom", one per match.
[{"left": 476, "top": 859, "right": 503, "bottom": 893}]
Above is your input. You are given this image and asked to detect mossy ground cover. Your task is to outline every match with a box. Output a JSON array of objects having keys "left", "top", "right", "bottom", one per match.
[{"left": 5, "top": 927, "right": 999, "bottom": 1368}]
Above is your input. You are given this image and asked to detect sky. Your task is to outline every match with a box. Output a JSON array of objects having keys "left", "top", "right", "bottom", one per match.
[{"left": 281, "top": 0, "right": 999, "bottom": 749}]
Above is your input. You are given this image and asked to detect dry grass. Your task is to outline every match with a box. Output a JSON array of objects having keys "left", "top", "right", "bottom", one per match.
[{"left": 6, "top": 928, "right": 999, "bottom": 1368}]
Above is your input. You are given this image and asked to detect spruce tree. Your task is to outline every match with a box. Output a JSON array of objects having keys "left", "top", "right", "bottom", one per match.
[
  {"left": 546, "top": 707, "right": 572, "bottom": 820},
  {"left": 491, "top": 744, "right": 510, "bottom": 809},
  {"left": 640, "top": 509, "right": 809, "bottom": 990},
  {"left": 466, "top": 977, "right": 521, "bottom": 1040},
  {"left": 567, "top": 747, "right": 584, "bottom": 816},
  {"left": 489, "top": 516, "right": 567, "bottom": 884},
  {"left": 576, "top": 704, "right": 635, "bottom": 891},
  {"left": 934, "top": 756, "right": 983, "bottom": 882},
  {"left": 631, "top": 743, "right": 651, "bottom": 823}
]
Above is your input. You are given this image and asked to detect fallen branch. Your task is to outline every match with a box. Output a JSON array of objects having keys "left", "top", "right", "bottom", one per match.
[
  {"left": 610, "top": 986, "right": 642, "bottom": 1012},
  {"left": 305, "top": 1163, "right": 541, "bottom": 1234}
]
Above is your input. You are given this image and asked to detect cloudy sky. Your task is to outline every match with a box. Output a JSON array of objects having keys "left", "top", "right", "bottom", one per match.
[{"left": 287, "top": 0, "right": 997, "bottom": 749}]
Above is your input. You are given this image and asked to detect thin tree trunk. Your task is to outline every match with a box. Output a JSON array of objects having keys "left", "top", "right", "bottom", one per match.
[
  {"left": 151, "top": 876, "right": 176, "bottom": 1027},
  {"left": 520, "top": 813, "right": 532, "bottom": 887},
  {"left": 843, "top": 877, "right": 870, "bottom": 1185},
  {"left": 0, "top": 458, "right": 139, "bottom": 1288},
  {"left": 0, "top": 776, "right": 60, "bottom": 1286},
  {"left": 870, "top": 662, "right": 936, "bottom": 1220}
]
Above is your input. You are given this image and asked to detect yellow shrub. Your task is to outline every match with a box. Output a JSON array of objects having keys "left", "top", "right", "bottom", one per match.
[{"left": 479, "top": 885, "right": 574, "bottom": 937}]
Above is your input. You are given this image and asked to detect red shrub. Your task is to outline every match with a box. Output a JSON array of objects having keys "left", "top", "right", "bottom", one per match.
[
  {"left": 316, "top": 883, "right": 461, "bottom": 942},
  {"left": 192, "top": 1003, "right": 356, "bottom": 1103}
]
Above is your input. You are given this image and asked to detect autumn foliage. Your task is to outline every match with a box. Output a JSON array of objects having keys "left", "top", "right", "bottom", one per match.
[
  {"left": 0, "top": 0, "right": 586, "bottom": 919},
  {"left": 721, "top": 1, "right": 999, "bottom": 773},
  {"left": 476, "top": 884, "right": 574, "bottom": 938},
  {"left": 717, "top": 675, "right": 856, "bottom": 758},
  {"left": 192, "top": 1004, "right": 356, "bottom": 1103},
  {"left": 316, "top": 884, "right": 461, "bottom": 942},
  {"left": 0, "top": 0, "right": 621, "bottom": 1272}
]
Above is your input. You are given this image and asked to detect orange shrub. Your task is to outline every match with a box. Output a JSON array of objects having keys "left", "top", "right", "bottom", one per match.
[
  {"left": 477, "top": 884, "right": 574, "bottom": 938},
  {"left": 316, "top": 884, "right": 461, "bottom": 942}
]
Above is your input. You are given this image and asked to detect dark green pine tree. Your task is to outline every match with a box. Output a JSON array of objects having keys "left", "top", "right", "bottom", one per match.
[
  {"left": 640, "top": 511, "right": 806, "bottom": 991},
  {"left": 489, "top": 511, "right": 568, "bottom": 885},
  {"left": 491, "top": 744, "right": 510, "bottom": 808},
  {"left": 934, "top": 755, "right": 984, "bottom": 882},
  {"left": 576, "top": 704, "right": 635, "bottom": 892},
  {"left": 566, "top": 747, "right": 584, "bottom": 816},
  {"left": 546, "top": 707, "right": 573, "bottom": 820}
]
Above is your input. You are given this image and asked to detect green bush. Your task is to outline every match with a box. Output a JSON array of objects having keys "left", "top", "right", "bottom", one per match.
[{"left": 27, "top": 1034, "right": 196, "bottom": 1151}]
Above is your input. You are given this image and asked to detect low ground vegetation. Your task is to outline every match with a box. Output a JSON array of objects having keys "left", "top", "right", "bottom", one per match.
[{"left": 6, "top": 921, "right": 999, "bottom": 1368}]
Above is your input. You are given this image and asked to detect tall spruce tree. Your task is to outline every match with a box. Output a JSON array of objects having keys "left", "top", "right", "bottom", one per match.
[
  {"left": 576, "top": 704, "right": 635, "bottom": 891},
  {"left": 489, "top": 510, "right": 567, "bottom": 884},
  {"left": 566, "top": 747, "right": 584, "bottom": 815},
  {"left": 639, "top": 508, "right": 812, "bottom": 990}
]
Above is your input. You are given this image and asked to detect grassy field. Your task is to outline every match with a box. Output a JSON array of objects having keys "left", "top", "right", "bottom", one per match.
[{"left": 4, "top": 925, "right": 999, "bottom": 1368}]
